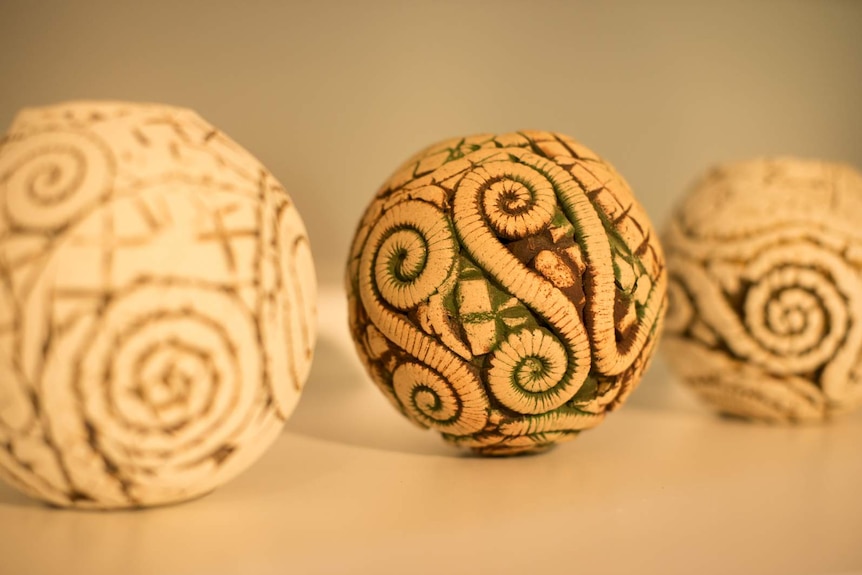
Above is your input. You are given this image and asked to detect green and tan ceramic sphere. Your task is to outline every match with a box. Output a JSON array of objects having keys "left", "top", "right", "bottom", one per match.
[{"left": 347, "top": 131, "right": 667, "bottom": 455}]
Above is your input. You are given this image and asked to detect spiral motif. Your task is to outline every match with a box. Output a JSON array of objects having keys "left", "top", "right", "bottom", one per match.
[
  {"left": 662, "top": 158, "right": 862, "bottom": 422},
  {"left": 393, "top": 362, "right": 488, "bottom": 434},
  {"left": 472, "top": 162, "right": 557, "bottom": 239},
  {"left": 348, "top": 131, "right": 666, "bottom": 454},
  {"left": 41, "top": 285, "right": 270, "bottom": 504},
  {"left": 745, "top": 268, "right": 842, "bottom": 366},
  {"left": 0, "top": 130, "right": 113, "bottom": 231},
  {"left": 693, "top": 245, "right": 859, "bottom": 376},
  {"left": 487, "top": 328, "right": 569, "bottom": 414},
  {"left": 371, "top": 200, "right": 458, "bottom": 311}
]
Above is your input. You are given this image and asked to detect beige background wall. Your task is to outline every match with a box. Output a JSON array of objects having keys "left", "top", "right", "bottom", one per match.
[{"left": 1, "top": 0, "right": 861, "bottom": 282}]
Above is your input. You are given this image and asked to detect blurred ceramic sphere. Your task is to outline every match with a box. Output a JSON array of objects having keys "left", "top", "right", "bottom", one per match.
[
  {"left": 0, "top": 101, "right": 316, "bottom": 508},
  {"left": 347, "top": 131, "right": 666, "bottom": 455},
  {"left": 663, "top": 158, "right": 862, "bottom": 422}
]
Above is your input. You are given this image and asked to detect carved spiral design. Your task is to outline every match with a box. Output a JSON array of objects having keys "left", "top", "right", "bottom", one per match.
[
  {"left": 676, "top": 244, "right": 860, "bottom": 379},
  {"left": 744, "top": 267, "right": 844, "bottom": 368},
  {"left": 733, "top": 244, "right": 861, "bottom": 381},
  {"left": 487, "top": 328, "right": 568, "bottom": 414},
  {"left": 372, "top": 200, "right": 457, "bottom": 310},
  {"left": 41, "top": 285, "right": 270, "bottom": 505},
  {"left": 393, "top": 362, "right": 479, "bottom": 434},
  {"left": 0, "top": 131, "right": 113, "bottom": 231},
  {"left": 476, "top": 162, "right": 557, "bottom": 239}
]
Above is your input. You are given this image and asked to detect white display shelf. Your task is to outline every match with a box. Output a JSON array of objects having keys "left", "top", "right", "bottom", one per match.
[{"left": 1, "top": 286, "right": 860, "bottom": 575}]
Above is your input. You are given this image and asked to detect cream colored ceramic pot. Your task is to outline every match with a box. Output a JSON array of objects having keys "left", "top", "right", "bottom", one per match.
[
  {"left": 347, "top": 131, "right": 666, "bottom": 455},
  {"left": 0, "top": 101, "right": 316, "bottom": 508},
  {"left": 663, "top": 158, "right": 862, "bottom": 422}
]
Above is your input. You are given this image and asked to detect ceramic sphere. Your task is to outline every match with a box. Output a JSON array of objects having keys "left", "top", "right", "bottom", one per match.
[
  {"left": 347, "top": 131, "right": 666, "bottom": 455},
  {"left": 663, "top": 158, "right": 862, "bottom": 422},
  {"left": 0, "top": 101, "right": 316, "bottom": 508}
]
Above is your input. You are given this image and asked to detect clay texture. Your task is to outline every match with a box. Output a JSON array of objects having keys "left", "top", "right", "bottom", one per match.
[
  {"left": 347, "top": 131, "right": 666, "bottom": 455},
  {"left": 0, "top": 102, "right": 316, "bottom": 508},
  {"left": 663, "top": 158, "right": 862, "bottom": 422}
]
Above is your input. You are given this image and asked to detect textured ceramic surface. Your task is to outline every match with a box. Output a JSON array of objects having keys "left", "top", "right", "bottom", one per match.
[
  {"left": 663, "top": 158, "right": 862, "bottom": 422},
  {"left": 347, "top": 131, "right": 666, "bottom": 455},
  {"left": 0, "top": 101, "right": 316, "bottom": 508}
]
